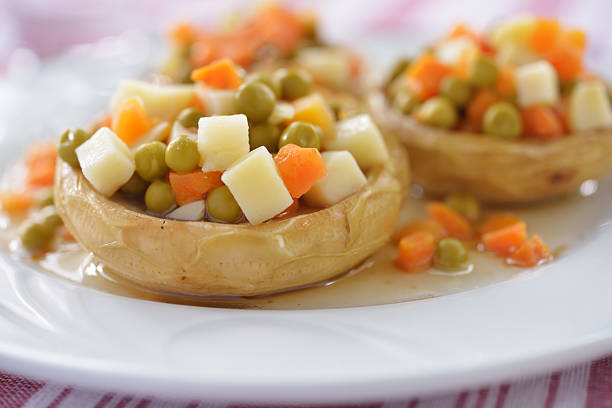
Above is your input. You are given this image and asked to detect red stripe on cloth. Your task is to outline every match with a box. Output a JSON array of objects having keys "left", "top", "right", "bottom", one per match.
[
  {"left": 454, "top": 391, "right": 468, "bottom": 408},
  {"left": 133, "top": 398, "right": 151, "bottom": 408},
  {"left": 0, "top": 372, "right": 44, "bottom": 408},
  {"left": 185, "top": 403, "right": 198, "bottom": 408},
  {"left": 46, "top": 387, "right": 72, "bottom": 408},
  {"left": 494, "top": 384, "right": 510, "bottom": 408},
  {"left": 93, "top": 393, "right": 114, "bottom": 408},
  {"left": 586, "top": 355, "right": 612, "bottom": 408},
  {"left": 544, "top": 373, "right": 561, "bottom": 408},
  {"left": 113, "top": 396, "right": 132, "bottom": 408},
  {"left": 227, "top": 404, "right": 383, "bottom": 408},
  {"left": 407, "top": 399, "right": 419, "bottom": 408},
  {"left": 474, "top": 388, "right": 489, "bottom": 408}
]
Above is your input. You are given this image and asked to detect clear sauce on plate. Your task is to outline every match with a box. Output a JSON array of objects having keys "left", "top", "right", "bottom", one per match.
[{"left": 1, "top": 177, "right": 602, "bottom": 310}]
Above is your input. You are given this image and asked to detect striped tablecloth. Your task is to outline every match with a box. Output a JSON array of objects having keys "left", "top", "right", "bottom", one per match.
[
  {"left": 1, "top": 0, "right": 611, "bottom": 407},
  {"left": 1, "top": 354, "right": 611, "bottom": 407}
]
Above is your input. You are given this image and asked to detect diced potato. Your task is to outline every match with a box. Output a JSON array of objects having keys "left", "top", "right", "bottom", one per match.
[
  {"left": 569, "top": 81, "right": 612, "bottom": 132},
  {"left": 221, "top": 146, "right": 293, "bottom": 225},
  {"left": 435, "top": 37, "right": 479, "bottom": 66},
  {"left": 195, "top": 86, "right": 236, "bottom": 115},
  {"left": 267, "top": 102, "right": 295, "bottom": 125},
  {"left": 496, "top": 42, "right": 539, "bottom": 67},
  {"left": 515, "top": 61, "right": 559, "bottom": 107},
  {"left": 490, "top": 15, "right": 535, "bottom": 49},
  {"left": 296, "top": 47, "right": 351, "bottom": 89},
  {"left": 303, "top": 151, "right": 367, "bottom": 208},
  {"left": 324, "top": 114, "right": 389, "bottom": 170},
  {"left": 198, "top": 114, "right": 250, "bottom": 172},
  {"left": 167, "top": 200, "right": 206, "bottom": 221},
  {"left": 76, "top": 127, "right": 135, "bottom": 197},
  {"left": 291, "top": 93, "right": 335, "bottom": 139},
  {"left": 110, "top": 80, "right": 195, "bottom": 122}
]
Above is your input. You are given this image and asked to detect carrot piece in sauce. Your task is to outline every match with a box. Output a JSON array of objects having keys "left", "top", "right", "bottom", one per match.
[
  {"left": 508, "top": 235, "right": 550, "bottom": 267},
  {"left": 393, "top": 219, "right": 447, "bottom": 243},
  {"left": 477, "top": 213, "right": 523, "bottom": 236},
  {"left": 481, "top": 221, "right": 527, "bottom": 256},
  {"left": 426, "top": 202, "right": 472, "bottom": 240},
  {"left": 169, "top": 170, "right": 223, "bottom": 206},
  {"left": 396, "top": 232, "right": 436, "bottom": 273}
]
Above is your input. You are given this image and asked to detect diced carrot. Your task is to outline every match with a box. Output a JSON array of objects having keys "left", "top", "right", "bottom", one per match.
[
  {"left": 188, "top": 94, "right": 206, "bottom": 114},
  {"left": 521, "top": 106, "right": 564, "bottom": 140},
  {"left": 529, "top": 19, "right": 561, "bottom": 54},
  {"left": 406, "top": 54, "right": 451, "bottom": 100},
  {"left": 96, "top": 115, "right": 112, "bottom": 131},
  {"left": 251, "top": 5, "right": 306, "bottom": 54},
  {"left": 349, "top": 53, "right": 362, "bottom": 79},
  {"left": 25, "top": 143, "right": 57, "bottom": 187},
  {"left": 111, "top": 97, "right": 152, "bottom": 147},
  {"left": 481, "top": 221, "right": 527, "bottom": 256},
  {"left": 565, "top": 29, "right": 587, "bottom": 51},
  {"left": 275, "top": 198, "right": 299, "bottom": 220},
  {"left": 446, "top": 23, "right": 480, "bottom": 42},
  {"left": 190, "top": 58, "right": 243, "bottom": 89},
  {"left": 545, "top": 41, "right": 582, "bottom": 81},
  {"left": 426, "top": 202, "right": 472, "bottom": 240},
  {"left": 0, "top": 192, "right": 35, "bottom": 213},
  {"left": 467, "top": 89, "right": 501, "bottom": 126},
  {"left": 396, "top": 232, "right": 435, "bottom": 273},
  {"left": 189, "top": 38, "right": 218, "bottom": 68},
  {"left": 169, "top": 170, "right": 223, "bottom": 206},
  {"left": 477, "top": 213, "right": 523, "bottom": 236},
  {"left": 393, "top": 219, "right": 447, "bottom": 243},
  {"left": 495, "top": 67, "right": 516, "bottom": 98},
  {"left": 508, "top": 235, "right": 550, "bottom": 267},
  {"left": 274, "top": 144, "right": 327, "bottom": 198},
  {"left": 170, "top": 22, "right": 199, "bottom": 45}
]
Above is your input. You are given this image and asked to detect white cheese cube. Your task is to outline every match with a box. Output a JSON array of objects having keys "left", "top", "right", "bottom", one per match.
[
  {"left": 198, "top": 114, "right": 249, "bottom": 172},
  {"left": 195, "top": 87, "right": 236, "bottom": 115},
  {"left": 296, "top": 47, "right": 351, "bottom": 89},
  {"left": 166, "top": 200, "right": 206, "bottom": 221},
  {"left": 76, "top": 127, "right": 135, "bottom": 197},
  {"left": 515, "top": 61, "right": 559, "bottom": 107},
  {"left": 324, "top": 114, "right": 389, "bottom": 170},
  {"left": 435, "top": 37, "right": 479, "bottom": 66},
  {"left": 303, "top": 151, "right": 367, "bottom": 208},
  {"left": 221, "top": 147, "right": 293, "bottom": 225},
  {"left": 110, "top": 80, "right": 195, "bottom": 121},
  {"left": 267, "top": 102, "right": 295, "bottom": 125},
  {"left": 569, "top": 81, "right": 612, "bottom": 132}
]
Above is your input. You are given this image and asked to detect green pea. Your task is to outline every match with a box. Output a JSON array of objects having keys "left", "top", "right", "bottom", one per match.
[
  {"left": 276, "top": 68, "right": 312, "bottom": 100},
  {"left": 39, "top": 205, "right": 62, "bottom": 229},
  {"left": 468, "top": 56, "right": 498, "bottom": 88},
  {"left": 19, "top": 220, "right": 54, "bottom": 252},
  {"left": 440, "top": 76, "right": 472, "bottom": 107},
  {"left": 249, "top": 124, "right": 281, "bottom": 152},
  {"left": 278, "top": 121, "right": 322, "bottom": 150},
  {"left": 165, "top": 135, "right": 200, "bottom": 172},
  {"left": 121, "top": 172, "right": 149, "bottom": 196},
  {"left": 206, "top": 186, "right": 243, "bottom": 223},
  {"left": 135, "top": 141, "right": 169, "bottom": 181},
  {"left": 144, "top": 180, "right": 176, "bottom": 214},
  {"left": 434, "top": 238, "right": 469, "bottom": 271},
  {"left": 37, "top": 189, "right": 54, "bottom": 208},
  {"left": 482, "top": 102, "right": 523, "bottom": 140},
  {"left": 387, "top": 57, "right": 411, "bottom": 84},
  {"left": 234, "top": 81, "right": 276, "bottom": 123},
  {"left": 416, "top": 96, "right": 458, "bottom": 129},
  {"left": 177, "top": 107, "right": 204, "bottom": 129},
  {"left": 245, "top": 72, "right": 281, "bottom": 98},
  {"left": 58, "top": 128, "right": 90, "bottom": 167},
  {"left": 393, "top": 88, "right": 419, "bottom": 114},
  {"left": 444, "top": 192, "right": 481, "bottom": 222}
]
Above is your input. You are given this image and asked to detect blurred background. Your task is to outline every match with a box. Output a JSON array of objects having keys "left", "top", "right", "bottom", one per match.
[{"left": 0, "top": 0, "right": 609, "bottom": 145}]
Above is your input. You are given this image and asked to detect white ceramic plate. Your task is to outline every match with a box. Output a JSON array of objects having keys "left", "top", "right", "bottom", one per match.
[{"left": 1, "top": 31, "right": 612, "bottom": 404}]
